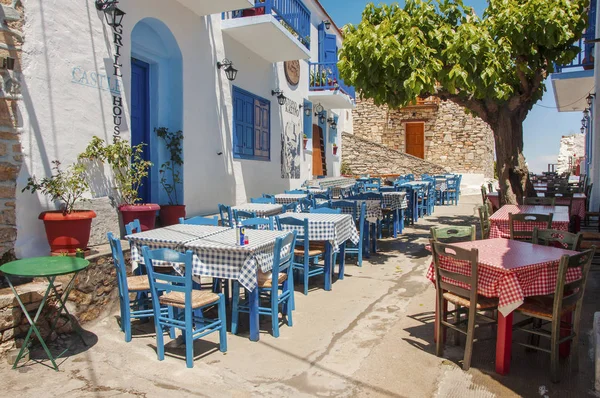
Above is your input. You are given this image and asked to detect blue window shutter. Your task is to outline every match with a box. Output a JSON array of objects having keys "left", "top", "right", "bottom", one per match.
[
  {"left": 254, "top": 99, "right": 270, "bottom": 160},
  {"left": 323, "top": 34, "right": 338, "bottom": 63},
  {"left": 318, "top": 23, "right": 326, "bottom": 62},
  {"left": 233, "top": 87, "right": 255, "bottom": 158},
  {"left": 303, "top": 99, "right": 313, "bottom": 138}
]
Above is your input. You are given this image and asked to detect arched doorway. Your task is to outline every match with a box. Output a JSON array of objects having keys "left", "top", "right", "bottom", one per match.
[{"left": 130, "top": 18, "right": 183, "bottom": 204}]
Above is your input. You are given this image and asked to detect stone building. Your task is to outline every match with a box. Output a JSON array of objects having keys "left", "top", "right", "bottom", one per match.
[{"left": 347, "top": 96, "right": 495, "bottom": 179}]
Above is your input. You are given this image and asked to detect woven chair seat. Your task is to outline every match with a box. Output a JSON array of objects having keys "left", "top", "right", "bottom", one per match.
[
  {"left": 257, "top": 272, "right": 287, "bottom": 288},
  {"left": 294, "top": 242, "right": 326, "bottom": 257},
  {"left": 442, "top": 292, "right": 498, "bottom": 310},
  {"left": 159, "top": 290, "right": 220, "bottom": 309},
  {"left": 127, "top": 275, "right": 150, "bottom": 292},
  {"left": 516, "top": 295, "right": 576, "bottom": 321}
]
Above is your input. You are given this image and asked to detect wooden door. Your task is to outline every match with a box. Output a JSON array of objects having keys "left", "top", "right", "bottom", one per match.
[
  {"left": 131, "top": 58, "right": 151, "bottom": 203},
  {"left": 312, "top": 124, "right": 325, "bottom": 176},
  {"left": 405, "top": 123, "right": 425, "bottom": 159}
]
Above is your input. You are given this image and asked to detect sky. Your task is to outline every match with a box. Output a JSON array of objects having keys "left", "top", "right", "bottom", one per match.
[{"left": 320, "top": 0, "right": 584, "bottom": 174}]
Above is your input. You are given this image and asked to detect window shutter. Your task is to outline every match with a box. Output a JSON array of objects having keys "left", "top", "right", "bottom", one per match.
[
  {"left": 303, "top": 99, "right": 313, "bottom": 139},
  {"left": 254, "top": 99, "right": 270, "bottom": 160}
]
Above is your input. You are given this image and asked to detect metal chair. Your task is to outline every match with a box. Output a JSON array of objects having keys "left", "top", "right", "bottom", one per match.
[
  {"left": 431, "top": 240, "right": 498, "bottom": 371},
  {"left": 142, "top": 246, "right": 227, "bottom": 368},
  {"left": 523, "top": 197, "right": 556, "bottom": 206},
  {"left": 509, "top": 213, "right": 553, "bottom": 241},
  {"left": 430, "top": 225, "right": 476, "bottom": 243},
  {"left": 179, "top": 216, "right": 219, "bottom": 226},
  {"left": 513, "top": 247, "right": 595, "bottom": 382},
  {"left": 532, "top": 227, "right": 582, "bottom": 251}
]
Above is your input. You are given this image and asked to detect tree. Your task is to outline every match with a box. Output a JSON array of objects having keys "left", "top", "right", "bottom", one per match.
[{"left": 339, "top": 0, "right": 589, "bottom": 204}]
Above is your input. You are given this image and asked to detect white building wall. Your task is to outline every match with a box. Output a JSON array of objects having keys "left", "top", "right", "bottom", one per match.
[
  {"left": 15, "top": 0, "right": 351, "bottom": 258},
  {"left": 591, "top": 0, "right": 600, "bottom": 211}
]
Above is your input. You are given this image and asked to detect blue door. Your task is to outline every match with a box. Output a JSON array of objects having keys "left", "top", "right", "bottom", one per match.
[{"left": 130, "top": 58, "right": 151, "bottom": 203}]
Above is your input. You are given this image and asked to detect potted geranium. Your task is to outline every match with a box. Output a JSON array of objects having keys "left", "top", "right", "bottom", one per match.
[
  {"left": 23, "top": 160, "right": 96, "bottom": 254},
  {"left": 155, "top": 127, "right": 184, "bottom": 226},
  {"left": 333, "top": 143, "right": 338, "bottom": 155},
  {"left": 79, "top": 137, "right": 159, "bottom": 232},
  {"left": 303, "top": 134, "right": 308, "bottom": 149}
]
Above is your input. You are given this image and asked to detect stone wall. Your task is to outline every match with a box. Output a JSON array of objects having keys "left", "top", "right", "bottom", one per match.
[
  {"left": 0, "top": 1, "right": 23, "bottom": 261},
  {"left": 352, "top": 97, "right": 495, "bottom": 178},
  {"left": 341, "top": 132, "right": 449, "bottom": 176}
]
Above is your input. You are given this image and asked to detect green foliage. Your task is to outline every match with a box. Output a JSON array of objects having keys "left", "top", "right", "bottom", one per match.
[
  {"left": 22, "top": 160, "right": 89, "bottom": 215},
  {"left": 338, "top": 0, "right": 588, "bottom": 112},
  {"left": 340, "top": 161, "right": 352, "bottom": 175},
  {"left": 79, "top": 137, "right": 152, "bottom": 205},
  {"left": 155, "top": 127, "right": 184, "bottom": 205}
]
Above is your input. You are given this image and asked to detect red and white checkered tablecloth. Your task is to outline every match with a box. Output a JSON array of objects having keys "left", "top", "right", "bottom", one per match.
[
  {"left": 426, "top": 238, "right": 581, "bottom": 315},
  {"left": 489, "top": 205, "right": 570, "bottom": 239},
  {"left": 487, "top": 193, "right": 586, "bottom": 220}
]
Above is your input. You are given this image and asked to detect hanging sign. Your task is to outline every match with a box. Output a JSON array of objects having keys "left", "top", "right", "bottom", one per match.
[{"left": 111, "top": 18, "right": 125, "bottom": 140}]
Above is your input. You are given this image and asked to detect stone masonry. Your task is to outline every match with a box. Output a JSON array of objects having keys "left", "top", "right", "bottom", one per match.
[{"left": 352, "top": 97, "right": 495, "bottom": 178}]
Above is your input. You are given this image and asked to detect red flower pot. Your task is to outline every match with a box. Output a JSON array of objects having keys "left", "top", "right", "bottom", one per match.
[
  {"left": 303, "top": 138, "right": 308, "bottom": 149},
  {"left": 242, "top": 7, "right": 265, "bottom": 17},
  {"left": 39, "top": 210, "right": 97, "bottom": 254},
  {"left": 159, "top": 205, "right": 186, "bottom": 227},
  {"left": 119, "top": 204, "right": 160, "bottom": 232},
  {"left": 333, "top": 146, "right": 338, "bottom": 155}
]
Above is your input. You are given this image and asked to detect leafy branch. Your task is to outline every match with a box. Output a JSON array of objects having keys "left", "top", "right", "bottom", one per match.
[{"left": 155, "top": 127, "right": 183, "bottom": 205}]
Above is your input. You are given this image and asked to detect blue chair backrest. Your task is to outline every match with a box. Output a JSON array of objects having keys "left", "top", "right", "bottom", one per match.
[
  {"left": 242, "top": 217, "right": 274, "bottom": 230},
  {"left": 405, "top": 174, "right": 415, "bottom": 181},
  {"left": 313, "top": 193, "right": 331, "bottom": 201},
  {"left": 125, "top": 219, "right": 141, "bottom": 235},
  {"left": 330, "top": 200, "right": 358, "bottom": 219},
  {"left": 263, "top": 194, "right": 275, "bottom": 199},
  {"left": 299, "top": 197, "right": 313, "bottom": 212},
  {"left": 310, "top": 207, "right": 342, "bottom": 214},
  {"left": 350, "top": 192, "right": 382, "bottom": 201},
  {"left": 218, "top": 204, "right": 233, "bottom": 227},
  {"left": 314, "top": 200, "right": 332, "bottom": 209},
  {"left": 107, "top": 232, "right": 128, "bottom": 298},
  {"left": 379, "top": 186, "right": 397, "bottom": 192},
  {"left": 142, "top": 247, "right": 193, "bottom": 311},
  {"left": 270, "top": 231, "right": 297, "bottom": 287},
  {"left": 251, "top": 197, "right": 275, "bottom": 204},
  {"left": 282, "top": 202, "right": 298, "bottom": 213},
  {"left": 447, "top": 177, "right": 459, "bottom": 189},
  {"left": 233, "top": 210, "right": 257, "bottom": 224},
  {"left": 276, "top": 216, "right": 308, "bottom": 242},
  {"left": 285, "top": 189, "right": 306, "bottom": 194},
  {"left": 179, "top": 216, "right": 219, "bottom": 226}
]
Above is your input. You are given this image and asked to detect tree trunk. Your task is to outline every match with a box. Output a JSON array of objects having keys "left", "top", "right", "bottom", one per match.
[{"left": 490, "top": 109, "right": 535, "bottom": 205}]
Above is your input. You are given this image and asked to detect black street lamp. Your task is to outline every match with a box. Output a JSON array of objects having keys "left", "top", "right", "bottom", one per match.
[
  {"left": 323, "top": 20, "right": 331, "bottom": 30},
  {"left": 581, "top": 126, "right": 586, "bottom": 134},
  {"left": 271, "top": 89, "right": 287, "bottom": 106},
  {"left": 96, "top": 0, "right": 125, "bottom": 28},
  {"left": 217, "top": 59, "right": 238, "bottom": 81},
  {"left": 587, "top": 93, "right": 596, "bottom": 106}
]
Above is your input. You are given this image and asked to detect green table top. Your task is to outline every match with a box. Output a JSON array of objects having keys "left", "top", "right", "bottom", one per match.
[{"left": 0, "top": 256, "right": 89, "bottom": 277}]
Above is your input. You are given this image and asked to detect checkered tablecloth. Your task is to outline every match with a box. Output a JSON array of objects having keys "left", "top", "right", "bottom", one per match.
[
  {"left": 489, "top": 204, "right": 570, "bottom": 239},
  {"left": 381, "top": 192, "right": 407, "bottom": 210},
  {"left": 183, "top": 229, "right": 291, "bottom": 291},
  {"left": 304, "top": 177, "right": 355, "bottom": 189},
  {"left": 488, "top": 193, "right": 586, "bottom": 220},
  {"left": 426, "top": 238, "right": 581, "bottom": 315},
  {"left": 331, "top": 199, "right": 382, "bottom": 222},
  {"left": 330, "top": 183, "right": 355, "bottom": 198},
  {"left": 232, "top": 203, "right": 283, "bottom": 217},
  {"left": 307, "top": 188, "right": 328, "bottom": 195},
  {"left": 278, "top": 213, "right": 360, "bottom": 251},
  {"left": 274, "top": 193, "right": 307, "bottom": 205}
]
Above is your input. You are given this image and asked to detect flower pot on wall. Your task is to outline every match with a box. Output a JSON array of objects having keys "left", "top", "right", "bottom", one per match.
[
  {"left": 333, "top": 146, "right": 338, "bottom": 155},
  {"left": 303, "top": 138, "right": 308, "bottom": 149},
  {"left": 119, "top": 204, "right": 160, "bottom": 232},
  {"left": 39, "top": 210, "right": 97, "bottom": 254},
  {"left": 583, "top": 54, "right": 595, "bottom": 70},
  {"left": 159, "top": 205, "right": 186, "bottom": 226},
  {"left": 242, "top": 7, "right": 265, "bottom": 16}
]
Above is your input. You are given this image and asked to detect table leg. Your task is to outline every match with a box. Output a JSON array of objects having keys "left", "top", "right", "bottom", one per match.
[
  {"left": 496, "top": 311, "right": 513, "bottom": 375},
  {"left": 338, "top": 242, "right": 346, "bottom": 280},
  {"left": 324, "top": 242, "right": 332, "bottom": 291},
  {"left": 45, "top": 274, "right": 87, "bottom": 347},
  {"left": 399, "top": 209, "right": 404, "bottom": 234},
  {"left": 392, "top": 209, "right": 398, "bottom": 238},
  {"left": 249, "top": 286, "right": 260, "bottom": 342}
]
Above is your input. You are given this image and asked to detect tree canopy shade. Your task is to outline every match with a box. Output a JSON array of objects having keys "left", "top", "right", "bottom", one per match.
[{"left": 339, "top": 0, "right": 590, "bottom": 204}]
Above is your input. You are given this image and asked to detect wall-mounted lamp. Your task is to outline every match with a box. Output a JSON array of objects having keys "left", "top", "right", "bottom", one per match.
[
  {"left": 302, "top": 104, "right": 312, "bottom": 117},
  {"left": 217, "top": 59, "right": 238, "bottom": 81},
  {"left": 587, "top": 93, "right": 596, "bottom": 106},
  {"left": 581, "top": 126, "right": 586, "bottom": 134},
  {"left": 323, "top": 20, "right": 331, "bottom": 30},
  {"left": 327, "top": 116, "right": 337, "bottom": 130},
  {"left": 581, "top": 117, "right": 587, "bottom": 127},
  {"left": 271, "top": 89, "right": 287, "bottom": 106},
  {"left": 584, "top": 108, "right": 590, "bottom": 118},
  {"left": 1, "top": 57, "right": 15, "bottom": 70},
  {"left": 95, "top": 0, "right": 125, "bottom": 28}
]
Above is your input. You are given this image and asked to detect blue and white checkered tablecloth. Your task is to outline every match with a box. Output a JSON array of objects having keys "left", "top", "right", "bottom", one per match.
[
  {"left": 232, "top": 203, "right": 283, "bottom": 217},
  {"left": 274, "top": 193, "right": 307, "bottom": 205},
  {"left": 277, "top": 213, "right": 359, "bottom": 251},
  {"left": 331, "top": 199, "right": 382, "bottom": 222},
  {"left": 381, "top": 192, "right": 408, "bottom": 210},
  {"left": 184, "top": 229, "right": 292, "bottom": 291},
  {"left": 307, "top": 188, "right": 328, "bottom": 195}
]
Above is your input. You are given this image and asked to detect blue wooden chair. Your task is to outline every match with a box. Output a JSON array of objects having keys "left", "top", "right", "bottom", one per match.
[
  {"left": 263, "top": 194, "right": 276, "bottom": 199},
  {"left": 251, "top": 197, "right": 275, "bottom": 204},
  {"left": 233, "top": 210, "right": 257, "bottom": 224},
  {"left": 313, "top": 193, "right": 331, "bottom": 203},
  {"left": 107, "top": 232, "right": 173, "bottom": 342},
  {"left": 218, "top": 204, "right": 233, "bottom": 227},
  {"left": 231, "top": 231, "right": 297, "bottom": 338},
  {"left": 331, "top": 201, "right": 366, "bottom": 269},
  {"left": 312, "top": 200, "right": 332, "bottom": 209},
  {"left": 364, "top": 177, "right": 381, "bottom": 192},
  {"left": 281, "top": 202, "right": 298, "bottom": 213},
  {"left": 298, "top": 197, "right": 313, "bottom": 212},
  {"left": 242, "top": 217, "right": 274, "bottom": 230},
  {"left": 141, "top": 246, "right": 227, "bottom": 368},
  {"left": 405, "top": 174, "right": 415, "bottom": 181},
  {"left": 379, "top": 186, "right": 396, "bottom": 192},
  {"left": 285, "top": 189, "right": 306, "bottom": 194},
  {"left": 310, "top": 207, "right": 342, "bottom": 214},
  {"left": 125, "top": 219, "right": 141, "bottom": 235},
  {"left": 445, "top": 177, "right": 460, "bottom": 205},
  {"left": 179, "top": 216, "right": 219, "bottom": 226},
  {"left": 277, "top": 217, "right": 326, "bottom": 295}
]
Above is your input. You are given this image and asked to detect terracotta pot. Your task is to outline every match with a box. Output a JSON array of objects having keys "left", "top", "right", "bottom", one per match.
[
  {"left": 39, "top": 210, "right": 97, "bottom": 254},
  {"left": 303, "top": 138, "right": 308, "bottom": 149},
  {"left": 159, "top": 205, "right": 186, "bottom": 227},
  {"left": 119, "top": 204, "right": 160, "bottom": 232},
  {"left": 584, "top": 54, "right": 594, "bottom": 70},
  {"left": 333, "top": 146, "right": 338, "bottom": 155},
  {"left": 242, "top": 6, "right": 265, "bottom": 17}
]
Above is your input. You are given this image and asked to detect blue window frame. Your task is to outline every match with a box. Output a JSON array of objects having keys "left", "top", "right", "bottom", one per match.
[{"left": 233, "top": 86, "right": 271, "bottom": 161}]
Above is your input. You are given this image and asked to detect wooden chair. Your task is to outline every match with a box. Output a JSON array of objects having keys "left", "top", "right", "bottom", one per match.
[
  {"left": 487, "top": 182, "right": 494, "bottom": 194},
  {"left": 298, "top": 197, "right": 313, "bottom": 212},
  {"left": 331, "top": 201, "right": 366, "bottom": 267},
  {"left": 285, "top": 189, "right": 306, "bottom": 194},
  {"left": 532, "top": 228, "right": 582, "bottom": 251},
  {"left": 218, "top": 204, "right": 233, "bottom": 227},
  {"left": 309, "top": 207, "right": 342, "bottom": 214},
  {"left": 431, "top": 240, "right": 498, "bottom": 370},
  {"left": 179, "top": 216, "right": 219, "bottom": 226},
  {"left": 241, "top": 216, "right": 274, "bottom": 230},
  {"left": 513, "top": 247, "right": 596, "bottom": 382},
  {"left": 251, "top": 197, "right": 275, "bottom": 204},
  {"left": 232, "top": 231, "right": 297, "bottom": 338},
  {"left": 509, "top": 213, "right": 553, "bottom": 241},
  {"left": 480, "top": 185, "right": 487, "bottom": 206},
  {"left": 523, "top": 197, "right": 556, "bottom": 206},
  {"left": 125, "top": 219, "right": 141, "bottom": 235},
  {"left": 281, "top": 202, "right": 298, "bottom": 213},
  {"left": 141, "top": 246, "right": 227, "bottom": 368},
  {"left": 312, "top": 200, "right": 332, "bottom": 209},
  {"left": 232, "top": 210, "right": 257, "bottom": 224},
  {"left": 430, "top": 225, "right": 476, "bottom": 243}
]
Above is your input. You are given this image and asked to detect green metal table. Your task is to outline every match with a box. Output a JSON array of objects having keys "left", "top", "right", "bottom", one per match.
[{"left": 0, "top": 256, "right": 89, "bottom": 370}]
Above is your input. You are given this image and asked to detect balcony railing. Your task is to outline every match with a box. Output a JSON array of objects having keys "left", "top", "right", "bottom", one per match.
[
  {"left": 308, "top": 62, "right": 356, "bottom": 100},
  {"left": 224, "top": 0, "right": 311, "bottom": 49},
  {"left": 555, "top": 3, "right": 596, "bottom": 72}
]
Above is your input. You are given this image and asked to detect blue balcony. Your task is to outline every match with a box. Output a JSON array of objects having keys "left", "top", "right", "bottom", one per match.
[
  {"left": 222, "top": 0, "right": 311, "bottom": 62},
  {"left": 308, "top": 62, "right": 356, "bottom": 110},
  {"left": 555, "top": 2, "right": 596, "bottom": 72}
]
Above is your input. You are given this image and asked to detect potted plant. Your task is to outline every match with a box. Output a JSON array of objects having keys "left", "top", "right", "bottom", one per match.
[
  {"left": 332, "top": 143, "right": 338, "bottom": 155},
  {"left": 22, "top": 160, "right": 96, "bottom": 254},
  {"left": 303, "top": 134, "right": 308, "bottom": 149},
  {"left": 242, "top": 0, "right": 266, "bottom": 16},
  {"left": 155, "top": 127, "right": 185, "bottom": 226},
  {"left": 79, "top": 137, "right": 159, "bottom": 232}
]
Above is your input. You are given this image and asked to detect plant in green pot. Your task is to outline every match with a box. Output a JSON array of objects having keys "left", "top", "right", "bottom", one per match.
[
  {"left": 79, "top": 136, "right": 158, "bottom": 232},
  {"left": 155, "top": 127, "right": 185, "bottom": 226},
  {"left": 23, "top": 160, "right": 96, "bottom": 254}
]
